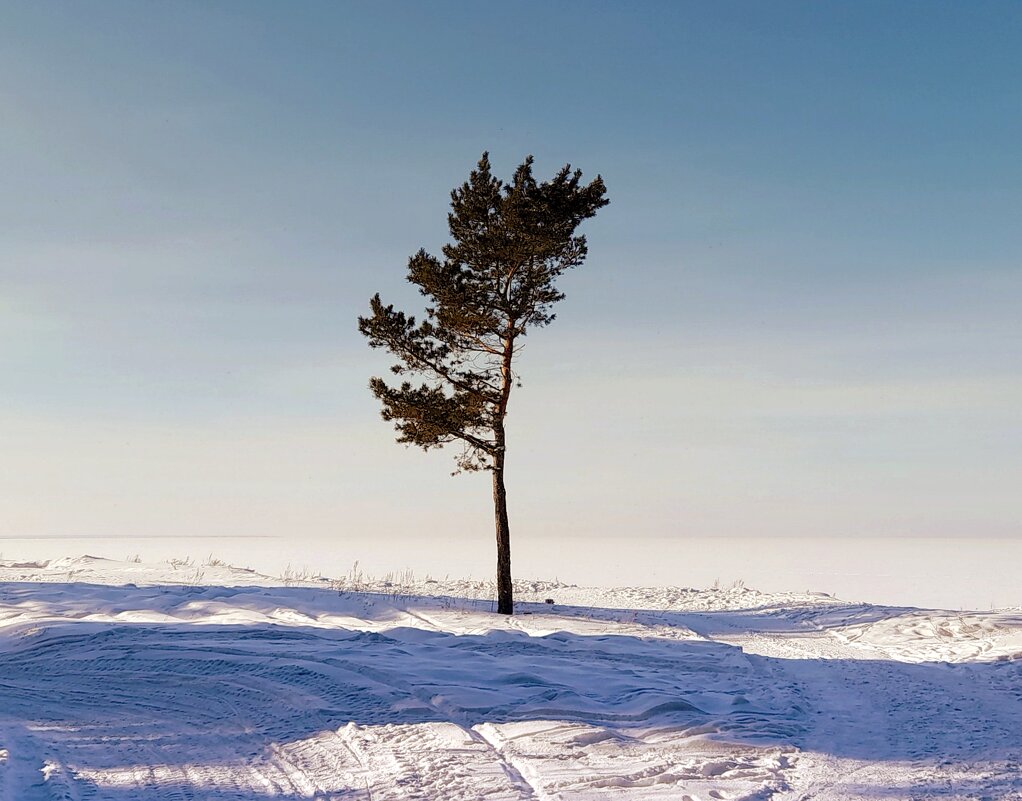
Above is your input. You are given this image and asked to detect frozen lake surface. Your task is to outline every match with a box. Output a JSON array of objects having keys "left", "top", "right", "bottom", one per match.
[{"left": 0, "top": 534, "right": 1018, "bottom": 611}]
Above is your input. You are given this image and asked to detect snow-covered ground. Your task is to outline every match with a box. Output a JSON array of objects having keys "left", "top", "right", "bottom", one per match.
[{"left": 0, "top": 556, "right": 1020, "bottom": 800}]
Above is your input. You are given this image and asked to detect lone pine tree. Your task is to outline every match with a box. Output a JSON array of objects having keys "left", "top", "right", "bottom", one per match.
[{"left": 358, "top": 153, "right": 608, "bottom": 615}]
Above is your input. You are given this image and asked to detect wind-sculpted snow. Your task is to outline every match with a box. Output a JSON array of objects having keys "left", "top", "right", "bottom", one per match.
[{"left": 0, "top": 556, "right": 1020, "bottom": 800}]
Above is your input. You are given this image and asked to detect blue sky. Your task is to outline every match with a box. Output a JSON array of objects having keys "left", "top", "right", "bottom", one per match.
[{"left": 2, "top": 2, "right": 1019, "bottom": 572}]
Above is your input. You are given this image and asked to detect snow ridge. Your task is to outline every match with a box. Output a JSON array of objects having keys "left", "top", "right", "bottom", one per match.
[{"left": 0, "top": 556, "right": 1019, "bottom": 800}]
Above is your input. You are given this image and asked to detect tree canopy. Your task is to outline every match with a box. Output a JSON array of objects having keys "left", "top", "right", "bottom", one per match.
[{"left": 359, "top": 153, "right": 608, "bottom": 613}]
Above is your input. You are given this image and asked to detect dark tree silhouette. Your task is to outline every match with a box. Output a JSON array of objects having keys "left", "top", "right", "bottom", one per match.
[{"left": 358, "top": 153, "right": 608, "bottom": 614}]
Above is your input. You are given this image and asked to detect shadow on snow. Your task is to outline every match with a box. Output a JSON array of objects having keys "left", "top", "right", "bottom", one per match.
[{"left": 0, "top": 581, "right": 1019, "bottom": 799}]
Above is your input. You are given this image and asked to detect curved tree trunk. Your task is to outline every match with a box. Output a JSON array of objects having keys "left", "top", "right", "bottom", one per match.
[{"left": 492, "top": 460, "right": 513, "bottom": 615}]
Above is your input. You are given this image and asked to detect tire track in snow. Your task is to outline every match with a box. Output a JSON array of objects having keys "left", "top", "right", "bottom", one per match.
[{"left": 474, "top": 723, "right": 547, "bottom": 801}]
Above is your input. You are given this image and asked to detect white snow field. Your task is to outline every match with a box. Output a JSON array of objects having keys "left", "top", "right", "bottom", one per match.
[{"left": 0, "top": 557, "right": 1020, "bottom": 800}]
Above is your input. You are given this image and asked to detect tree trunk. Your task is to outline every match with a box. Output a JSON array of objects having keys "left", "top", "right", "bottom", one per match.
[
  {"left": 491, "top": 332, "right": 515, "bottom": 615},
  {"left": 492, "top": 460, "right": 513, "bottom": 615}
]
